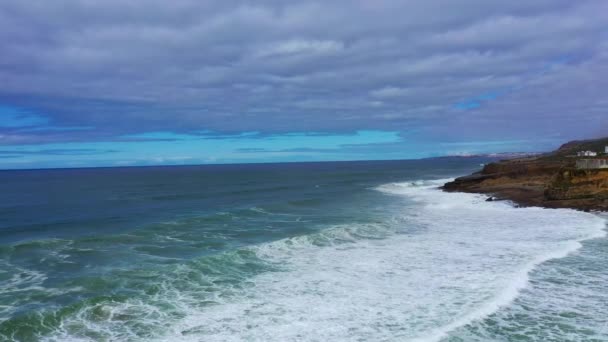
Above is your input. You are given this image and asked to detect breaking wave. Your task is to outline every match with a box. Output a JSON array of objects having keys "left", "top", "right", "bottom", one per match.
[{"left": 3, "top": 179, "right": 605, "bottom": 342}]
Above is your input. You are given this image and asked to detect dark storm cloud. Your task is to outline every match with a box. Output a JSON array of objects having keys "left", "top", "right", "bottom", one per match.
[{"left": 0, "top": 0, "right": 607, "bottom": 145}]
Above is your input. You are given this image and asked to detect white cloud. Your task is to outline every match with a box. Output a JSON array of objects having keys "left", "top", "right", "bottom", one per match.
[
  {"left": 370, "top": 87, "right": 412, "bottom": 99},
  {"left": 254, "top": 39, "right": 344, "bottom": 58}
]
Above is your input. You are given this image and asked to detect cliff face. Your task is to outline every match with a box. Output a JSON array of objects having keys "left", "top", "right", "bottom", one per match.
[
  {"left": 546, "top": 169, "right": 608, "bottom": 201},
  {"left": 443, "top": 137, "right": 608, "bottom": 211}
]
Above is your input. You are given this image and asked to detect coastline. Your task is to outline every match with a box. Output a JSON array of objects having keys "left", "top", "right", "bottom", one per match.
[
  {"left": 402, "top": 178, "right": 608, "bottom": 341},
  {"left": 442, "top": 137, "right": 608, "bottom": 212},
  {"left": 442, "top": 171, "right": 608, "bottom": 212}
]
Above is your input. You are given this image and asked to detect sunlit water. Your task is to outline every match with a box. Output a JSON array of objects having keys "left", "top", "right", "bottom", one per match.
[{"left": 0, "top": 159, "right": 606, "bottom": 341}]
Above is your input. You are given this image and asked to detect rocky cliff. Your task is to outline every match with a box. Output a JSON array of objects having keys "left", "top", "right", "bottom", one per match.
[{"left": 443, "top": 137, "right": 608, "bottom": 211}]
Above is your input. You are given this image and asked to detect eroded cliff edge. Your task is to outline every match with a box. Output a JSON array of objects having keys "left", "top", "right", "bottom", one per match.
[{"left": 443, "top": 138, "right": 608, "bottom": 212}]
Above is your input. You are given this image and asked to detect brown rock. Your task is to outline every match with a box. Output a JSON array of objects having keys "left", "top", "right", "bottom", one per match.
[{"left": 443, "top": 137, "right": 608, "bottom": 212}]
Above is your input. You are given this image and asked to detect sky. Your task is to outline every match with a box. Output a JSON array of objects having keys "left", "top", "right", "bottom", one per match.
[{"left": 1, "top": 0, "right": 607, "bottom": 169}]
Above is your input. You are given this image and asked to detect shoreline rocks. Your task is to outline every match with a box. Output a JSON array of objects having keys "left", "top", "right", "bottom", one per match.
[{"left": 443, "top": 137, "right": 608, "bottom": 212}]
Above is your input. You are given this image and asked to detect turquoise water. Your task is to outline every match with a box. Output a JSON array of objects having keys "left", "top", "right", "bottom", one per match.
[{"left": 0, "top": 159, "right": 606, "bottom": 341}]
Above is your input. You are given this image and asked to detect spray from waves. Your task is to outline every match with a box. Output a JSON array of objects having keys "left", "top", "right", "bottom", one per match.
[
  {"left": 412, "top": 238, "right": 605, "bottom": 342},
  {"left": 11, "top": 178, "right": 606, "bottom": 342},
  {"left": 378, "top": 179, "right": 607, "bottom": 342},
  {"left": 24, "top": 221, "right": 397, "bottom": 342},
  {"left": 153, "top": 179, "right": 605, "bottom": 342}
]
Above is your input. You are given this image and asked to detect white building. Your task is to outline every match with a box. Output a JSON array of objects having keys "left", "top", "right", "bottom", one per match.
[
  {"left": 576, "top": 159, "right": 608, "bottom": 169},
  {"left": 605, "top": 146, "right": 608, "bottom": 154},
  {"left": 577, "top": 150, "right": 598, "bottom": 157}
]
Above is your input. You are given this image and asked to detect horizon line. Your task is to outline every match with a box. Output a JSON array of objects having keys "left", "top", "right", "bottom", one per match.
[{"left": 0, "top": 154, "right": 511, "bottom": 172}]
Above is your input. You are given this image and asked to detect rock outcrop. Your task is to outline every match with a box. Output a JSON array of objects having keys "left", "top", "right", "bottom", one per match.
[
  {"left": 545, "top": 169, "right": 608, "bottom": 201},
  {"left": 443, "top": 137, "right": 608, "bottom": 211}
]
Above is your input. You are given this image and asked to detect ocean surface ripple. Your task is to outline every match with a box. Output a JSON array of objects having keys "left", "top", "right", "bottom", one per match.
[{"left": 0, "top": 161, "right": 606, "bottom": 341}]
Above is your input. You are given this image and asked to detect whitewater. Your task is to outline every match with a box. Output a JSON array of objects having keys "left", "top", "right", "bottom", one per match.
[
  {"left": 35, "top": 179, "right": 606, "bottom": 342},
  {"left": 2, "top": 161, "right": 607, "bottom": 342}
]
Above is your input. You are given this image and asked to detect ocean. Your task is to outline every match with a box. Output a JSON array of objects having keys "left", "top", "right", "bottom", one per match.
[{"left": 0, "top": 158, "right": 606, "bottom": 342}]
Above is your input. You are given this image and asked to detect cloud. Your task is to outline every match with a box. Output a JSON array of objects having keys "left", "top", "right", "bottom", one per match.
[
  {"left": 254, "top": 39, "right": 344, "bottom": 58},
  {"left": 0, "top": 105, "right": 48, "bottom": 128},
  {"left": 0, "top": 0, "right": 607, "bottom": 167},
  {"left": 370, "top": 87, "right": 412, "bottom": 99},
  {"left": 0, "top": 130, "right": 403, "bottom": 169},
  {"left": 0, "top": 148, "right": 119, "bottom": 156}
]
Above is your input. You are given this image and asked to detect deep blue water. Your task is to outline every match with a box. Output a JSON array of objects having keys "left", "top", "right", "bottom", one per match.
[
  {"left": 1, "top": 158, "right": 606, "bottom": 342},
  {"left": 1, "top": 159, "right": 483, "bottom": 244}
]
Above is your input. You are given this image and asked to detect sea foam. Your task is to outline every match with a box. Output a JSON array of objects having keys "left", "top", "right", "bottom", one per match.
[{"left": 41, "top": 179, "right": 606, "bottom": 342}]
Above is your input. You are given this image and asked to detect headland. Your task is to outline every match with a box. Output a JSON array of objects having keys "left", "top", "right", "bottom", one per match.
[{"left": 443, "top": 137, "right": 608, "bottom": 211}]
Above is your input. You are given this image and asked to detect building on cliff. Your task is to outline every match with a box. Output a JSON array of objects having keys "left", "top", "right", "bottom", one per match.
[
  {"left": 576, "top": 158, "right": 608, "bottom": 169},
  {"left": 577, "top": 150, "right": 598, "bottom": 157}
]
